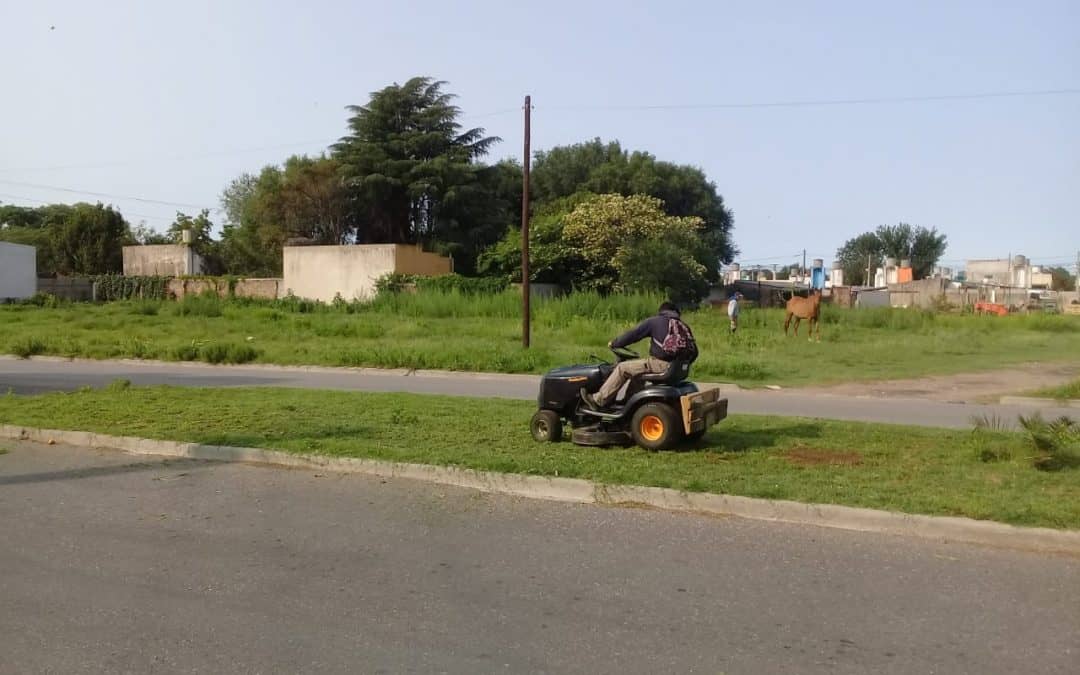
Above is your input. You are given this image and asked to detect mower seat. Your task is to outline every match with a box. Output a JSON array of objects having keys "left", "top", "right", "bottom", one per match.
[{"left": 643, "top": 356, "right": 693, "bottom": 386}]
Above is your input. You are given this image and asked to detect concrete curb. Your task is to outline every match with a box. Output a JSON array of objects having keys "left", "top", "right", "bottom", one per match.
[
  {"left": 3, "top": 424, "right": 1078, "bottom": 556},
  {"left": 999, "top": 395, "right": 1080, "bottom": 409}
]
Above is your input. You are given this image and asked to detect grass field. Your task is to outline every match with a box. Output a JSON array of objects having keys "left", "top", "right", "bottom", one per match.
[
  {"left": 1029, "top": 378, "right": 1080, "bottom": 401},
  {"left": 1, "top": 291, "right": 1077, "bottom": 387},
  {"left": 1, "top": 384, "right": 1077, "bottom": 528}
]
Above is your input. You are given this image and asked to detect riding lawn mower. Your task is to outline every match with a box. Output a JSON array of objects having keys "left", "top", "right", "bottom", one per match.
[{"left": 529, "top": 347, "right": 728, "bottom": 451}]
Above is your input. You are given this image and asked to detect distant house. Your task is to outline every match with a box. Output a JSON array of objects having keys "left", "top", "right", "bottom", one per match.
[
  {"left": 965, "top": 256, "right": 1033, "bottom": 288},
  {"left": 0, "top": 241, "right": 36, "bottom": 300}
]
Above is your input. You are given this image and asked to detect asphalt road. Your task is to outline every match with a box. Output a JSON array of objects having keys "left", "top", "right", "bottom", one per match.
[
  {"left": 2, "top": 357, "right": 1076, "bottom": 429},
  {"left": 1, "top": 440, "right": 1077, "bottom": 674}
]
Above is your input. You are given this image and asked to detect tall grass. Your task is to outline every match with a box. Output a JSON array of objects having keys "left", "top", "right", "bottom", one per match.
[{"left": 1, "top": 290, "right": 1077, "bottom": 385}]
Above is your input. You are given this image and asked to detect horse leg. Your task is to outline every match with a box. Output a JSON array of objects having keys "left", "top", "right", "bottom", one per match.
[
  {"left": 808, "top": 316, "right": 815, "bottom": 342},
  {"left": 783, "top": 312, "right": 792, "bottom": 336},
  {"left": 793, "top": 317, "right": 801, "bottom": 337}
]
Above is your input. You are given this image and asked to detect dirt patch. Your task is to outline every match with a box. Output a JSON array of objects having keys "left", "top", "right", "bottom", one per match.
[
  {"left": 784, "top": 446, "right": 863, "bottom": 467},
  {"left": 794, "top": 362, "right": 1080, "bottom": 403}
]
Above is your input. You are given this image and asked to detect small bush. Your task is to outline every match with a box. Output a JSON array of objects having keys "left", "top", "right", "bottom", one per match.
[
  {"left": 10, "top": 337, "right": 48, "bottom": 358},
  {"left": 199, "top": 343, "right": 229, "bottom": 364},
  {"left": 24, "top": 292, "right": 64, "bottom": 308},
  {"left": 1018, "top": 413, "right": 1080, "bottom": 471},
  {"left": 224, "top": 344, "right": 260, "bottom": 364},
  {"left": 172, "top": 342, "right": 201, "bottom": 361}
]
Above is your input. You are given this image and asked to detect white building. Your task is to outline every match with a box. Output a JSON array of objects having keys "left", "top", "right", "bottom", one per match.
[{"left": 0, "top": 241, "right": 37, "bottom": 300}]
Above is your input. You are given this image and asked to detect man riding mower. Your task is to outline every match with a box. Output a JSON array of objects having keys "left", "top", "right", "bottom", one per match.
[{"left": 529, "top": 302, "right": 728, "bottom": 451}]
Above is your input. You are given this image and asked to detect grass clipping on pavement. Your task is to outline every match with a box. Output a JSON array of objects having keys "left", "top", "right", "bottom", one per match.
[{"left": 1, "top": 385, "right": 1077, "bottom": 529}]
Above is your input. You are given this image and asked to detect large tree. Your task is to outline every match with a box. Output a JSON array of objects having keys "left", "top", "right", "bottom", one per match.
[
  {"left": 217, "top": 156, "right": 356, "bottom": 275},
  {"left": 836, "top": 223, "right": 947, "bottom": 285},
  {"left": 530, "top": 139, "right": 736, "bottom": 265},
  {"left": 332, "top": 77, "right": 499, "bottom": 251},
  {"left": 49, "top": 203, "right": 130, "bottom": 275}
]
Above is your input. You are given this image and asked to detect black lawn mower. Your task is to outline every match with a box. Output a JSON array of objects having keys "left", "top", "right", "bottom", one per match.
[{"left": 529, "top": 347, "right": 728, "bottom": 451}]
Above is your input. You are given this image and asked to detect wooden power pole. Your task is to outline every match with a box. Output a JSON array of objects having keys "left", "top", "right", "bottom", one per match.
[{"left": 521, "top": 95, "right": 532, "bottom": 348}]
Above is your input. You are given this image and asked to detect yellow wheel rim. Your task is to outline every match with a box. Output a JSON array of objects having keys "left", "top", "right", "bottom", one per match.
[{"left": 640, "top": 415, "right": 664, "bottom": 442}]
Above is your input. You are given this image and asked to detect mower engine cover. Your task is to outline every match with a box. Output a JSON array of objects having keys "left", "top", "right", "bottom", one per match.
[{"left": 538, "top": 363, "right": 609, "bottom": 417}]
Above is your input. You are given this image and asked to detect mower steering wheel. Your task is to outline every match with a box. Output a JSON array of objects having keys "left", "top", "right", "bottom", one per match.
[{"left": 611, "top": 346, "right": 639, "bottom": 362}]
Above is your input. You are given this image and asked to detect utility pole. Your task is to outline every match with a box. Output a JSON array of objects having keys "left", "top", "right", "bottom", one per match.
[
  {"left": 1075, "top": 250, "right": 1079, "bottom": 294},
  {"left": 866, "top": 253, "right": 872, "bottom": 287},
  {"left": 802, "top": 249, "right": 807, "bottom": 289},
  {"left": 521, "top": 95, "right": 532, "bottom": 348}
]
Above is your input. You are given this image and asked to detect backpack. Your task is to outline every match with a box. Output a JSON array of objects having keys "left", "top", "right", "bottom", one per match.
[{"left": 659, "top": 318, "right": 698, "bottom": 361}]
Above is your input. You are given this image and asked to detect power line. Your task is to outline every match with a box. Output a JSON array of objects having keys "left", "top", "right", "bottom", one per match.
[
  {"left": 0, "top": 179, "right": 209, "bottom": 210},
  {"left": 0, "top": 191, "right": 176, "bottom": 223},
  {"left": 539, "top": 87, "right": 1080, "bottom": 113},
  {"left": 0, "top": 139, "right": 337, "bottom": 173}
]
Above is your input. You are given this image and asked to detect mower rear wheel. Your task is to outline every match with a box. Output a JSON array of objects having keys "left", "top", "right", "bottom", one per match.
[
  {"left": 530, "top": 410, "right": 563, "bottom": 443},
  {"left": 630, "top": 402, "right": 681, "bottom": 451}
]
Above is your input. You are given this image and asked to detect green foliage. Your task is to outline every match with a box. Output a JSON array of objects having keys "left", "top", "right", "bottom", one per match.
[
  {"left": 50, "top": 203, "right": 130, "bottom": 275},
  {"left": 1047, "top": 266, "right": 1077, "bottom": 292},
  {"left": 9, "top": 336, "right": 48, "bottom": 358},
  {"left": 92, "top": 275, "right": 169, "bottom": 301},
  {"left": 970, "top": 415, "right": 1013, "bottom": 462},
  {"left": 1018, "top": 413, "right": 1080, "bottom": 471},
  {"left": 333, "top": 77, "right": 500, "bottom": 249},
  {"left": 836, "top": 223, "right": 948, "bottom": 285},
  {"left": 530, "top": 138, "right": 735, "bottom": 265},
  {"left": 374, "top": 273, "right": 508, "bottom": 297},
  {"left": 2, "top": 202, "right": 133, "bottom": 276}
]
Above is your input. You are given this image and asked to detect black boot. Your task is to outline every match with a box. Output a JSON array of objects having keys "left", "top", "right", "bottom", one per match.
[{"left": 579, "top": 389, "right": 600, "bottom": 411}]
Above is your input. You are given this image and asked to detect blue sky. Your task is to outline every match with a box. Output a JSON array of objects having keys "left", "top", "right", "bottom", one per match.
[{"left": 1, "top": 0, "right": 1077, "bottom": 271}]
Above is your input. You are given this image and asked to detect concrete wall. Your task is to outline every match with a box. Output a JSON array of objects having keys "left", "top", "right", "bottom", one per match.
[
  {"left": 0, "top": 242, "right": 37, "bottom": 300},
  {"left": 283, "top": 244, "right": 452, "bottom": 302},
  {"left": 122, "top": 245, "right": 204, "bottom": 277},
  {"left": 234, "top": 278, "right": 282, "bottom": 300},
  {"left": 855, "top": 289, "right": 890, "bottom": 308},
  {"left": 166, "top": 277, "right": 282, "bottom": 300},
  {"left": 511, "top": 283, "right": 562, "bottom": 299},
  {"left": 394, "top": 245, "right": 453, "bottom": 276},
  {"left": 38, "top": 277, "right": 93, "bottom": 301},
  {"left": 887, "top": 278, "right": 948, "bottom": 309}
]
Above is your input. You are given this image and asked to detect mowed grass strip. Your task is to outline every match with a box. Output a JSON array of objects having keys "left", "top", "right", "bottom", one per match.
[
  {"left": 1, "top": 385, "right": 1077, "bottom": 529},
  {"left": 1, "top": 292, "right": 1078, "bottom": 386}
]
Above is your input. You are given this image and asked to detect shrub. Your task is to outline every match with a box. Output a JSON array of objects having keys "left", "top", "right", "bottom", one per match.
[
  {"left": 9, "top": 336, "right": 48, "bottom": 358},
  {"left": 1018, "top": 413, "right": 1080, "bottom": 471}
]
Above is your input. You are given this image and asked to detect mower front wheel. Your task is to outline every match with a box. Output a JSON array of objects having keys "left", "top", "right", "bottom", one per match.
[
  {"left": 530, "top": 410, "right": 563, "bottom": 443},
  {"left": 631, "top": 402, "right": 682, "bottom": 451}
]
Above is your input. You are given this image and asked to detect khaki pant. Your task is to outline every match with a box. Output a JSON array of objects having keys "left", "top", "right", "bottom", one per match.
[{"left": 596, "top": 357, "right": 670, "bottom": 404}]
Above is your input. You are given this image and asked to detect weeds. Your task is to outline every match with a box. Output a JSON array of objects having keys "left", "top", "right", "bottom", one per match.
[
  {"left": 9, "top": 336, "right": 48, "bottom": 358},
  {"left": 969, "top": 414, "right": 1014, "bottom": 463}
]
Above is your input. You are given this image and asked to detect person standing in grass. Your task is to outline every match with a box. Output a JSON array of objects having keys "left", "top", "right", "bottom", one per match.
[{"left": 727, "top": 292, "right": 742, "bottom": 334}]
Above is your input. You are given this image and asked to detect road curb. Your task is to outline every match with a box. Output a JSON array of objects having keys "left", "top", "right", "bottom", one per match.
[
  {"left": 3, "top": 424, "right": 1078, "bottom": 556},
  {"left": 999, "top": 395, "right": 1080, "bottom": 409}
]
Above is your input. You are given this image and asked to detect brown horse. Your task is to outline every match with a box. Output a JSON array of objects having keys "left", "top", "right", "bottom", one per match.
[{"left": 784, "top": 289, "right": 822, "bottom": 341}]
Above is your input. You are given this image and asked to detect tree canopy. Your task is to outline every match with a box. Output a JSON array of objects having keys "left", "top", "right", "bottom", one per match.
[
  {"left": 1, "top": 202, "right": 133, "bottom": 276},
  {"left": 836, "top": 223, "right": 947, "bottom": 285}
]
